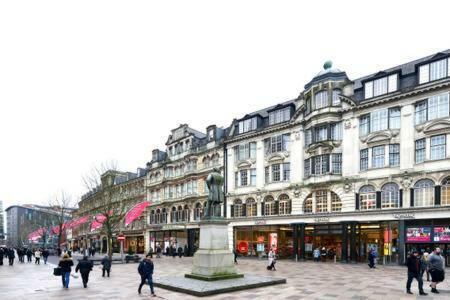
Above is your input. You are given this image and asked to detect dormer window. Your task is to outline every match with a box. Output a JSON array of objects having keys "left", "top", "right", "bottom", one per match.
[
  {"left": 332, "top": 90, "right": 341, "bottom": 106},
  {"left": 364, "top": 74, "right": 398, "bottom": 99},
  {"left": 238, "top": 117, "right": 257, "bottom": 134},
  {"left": 173, "top": 127, "right": 184, "bottom": 140},
  {"left": 208, "top": 130, "right": 214, "bottom": 140},
  {"left": 269, "top": 107, "right": 291, "bottom": 125},
  {"left": 419, "top": 58, "right": 450, "bottom": 84},
  {"left": 315, "top": 91, "right": 328, "bottom": 109}
]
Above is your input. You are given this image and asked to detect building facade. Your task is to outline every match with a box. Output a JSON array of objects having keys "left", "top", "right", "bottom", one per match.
[
  {"left": 145, "top": 124, "right": 225, "bottom": 256},
  {"left": 225, "top": 50, "right": 450, "bottom": 266},
  {"left": 0, "top": 200, "right": 5, "bottom": 242}
]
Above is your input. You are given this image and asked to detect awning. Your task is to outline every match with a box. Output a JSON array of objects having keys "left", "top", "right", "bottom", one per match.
[
  {"left": 66, "top": 215, "right": 90, "bottom": 229},
  {"left": 125, "top": 201, "right": 151, "bottom": 227},
  {"left": 90, "top": 214, "right": 107, "bottom": 232}
]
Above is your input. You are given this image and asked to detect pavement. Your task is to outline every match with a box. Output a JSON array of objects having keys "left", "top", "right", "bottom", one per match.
[{"left": 1, "top": 255, "right": 450, "bottom": 300}]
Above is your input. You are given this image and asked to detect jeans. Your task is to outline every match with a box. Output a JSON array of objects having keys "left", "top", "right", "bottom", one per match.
[
  {"left": 102, "top": 268, "right": 110, "bottom": 277},
  {"left": 62, "top": 272, "right": 70, "bottom": 288},
  {"left": 139, "top": 274, "right": 154, "bottom": 294},
  {"left": 406, "top": 271, "right": 424, "bottom": 292},
  {"left": 43, "top": 257, "right": 47, "bottom": 264},
  {"left": 81, "top": 272, "right": 89, "bottom": 287},
  {"left": 35, "top": 258, "right": 40, "bottom": 264}
]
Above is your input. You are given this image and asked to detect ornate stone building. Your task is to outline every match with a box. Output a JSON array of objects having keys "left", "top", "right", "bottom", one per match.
[
  {"left": 225, "top": 50, "right": 450, "bottom": 265},
  {"left": 145, "top": 124, "right": 226, "bottom": 255}
]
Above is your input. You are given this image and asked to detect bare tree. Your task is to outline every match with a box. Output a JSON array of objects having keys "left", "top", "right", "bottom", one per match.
[
  {"left": 48, "top": 190, "right": 75, "bottom": 249},
  {"left": 82, "top": 160, "right": 128, "bottom": 260}
]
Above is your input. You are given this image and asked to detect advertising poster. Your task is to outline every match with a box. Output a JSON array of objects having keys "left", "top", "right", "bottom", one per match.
[
  {"left": 434, "top": 226, "right": 450, "bottom": 242},
  {"left": 406, "top": 227, "right": 431, "bottom": 242},
  {"left": 256, "top": 243, "right": 264, "bottom": 252},
  {"left": 269, "top": 233, "right": 278, "bottom": 252},
  {"left": 238, "top": 241, "right": 249, "bottom": 254}
]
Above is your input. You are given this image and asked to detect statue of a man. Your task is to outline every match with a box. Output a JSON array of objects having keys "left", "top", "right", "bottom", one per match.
[{"left": 204, "top": 168, "right": 224, "bottom": 218}]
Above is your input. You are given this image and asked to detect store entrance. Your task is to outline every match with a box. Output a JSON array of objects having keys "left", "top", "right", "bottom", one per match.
[
  {"left": 406, "top": 243, "right": 450, "bottom": 266},
  {"left": 304, "top": 224, "right": 342, "bottom": 261}
]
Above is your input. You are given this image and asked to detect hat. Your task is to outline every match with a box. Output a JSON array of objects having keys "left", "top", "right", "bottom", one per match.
[{"left": 63, "top": 253, "right": 69, "bottom": 258}]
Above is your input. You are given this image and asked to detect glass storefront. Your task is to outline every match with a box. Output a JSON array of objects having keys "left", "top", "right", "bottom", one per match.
[
  {"left": 125, "top": 236, "right": 145, "bottom": 254},
  {"left": 234, "top": 225, "right": 293, "bottom": 258},
  {"left": 149, "top": 229, "right": 199, "bottom": 256}
]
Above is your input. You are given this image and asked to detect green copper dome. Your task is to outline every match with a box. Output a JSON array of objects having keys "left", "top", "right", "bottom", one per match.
[{"left": 323, "top": 60, "right": 333, "bottom": 70}]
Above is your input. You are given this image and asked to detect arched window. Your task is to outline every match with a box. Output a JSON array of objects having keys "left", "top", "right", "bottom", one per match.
[
  {"left": 304, "top": 194, "right": 313, "bottom": 213},
  {"left": 162, "top": 208, "right": 167, "bottom": 223},
  {"left": 264, "top": 196, "right": 276, "bottom": 216},
  {"left": 441, "top": 177, "right": 450, "bottom": 206},
  {"left": 246, "top": 198, "right": 257, "bottom": 217},
  {"left": 316, "top": 190, "right": 328, "bottom": 213},
  {"left": 359, "top": 185, "right": 376, "bottom": 210},
  {"left": 203, "top": 156, "right": 210, "bottom": 168},
  {"left": 212, "top": 154, "right": 220, "bottom": 166},
  {"left": 234, "top": 199, "right": 243, "bottom": 218},
  {"left": 177, "top": 206, "right": 183, "bottom": 222},
  {"left": 171, "top": 207, "right": 177, "bottom": 223},
  {"left": 194, "top": 202, "right": 203, "bottom": 221},
  {"left": 278, "top": 194, "right": 291, "bottom": 215},
  {"left": 331, "top": 192, "right": 342, "bottom": 212},
  {"left": 150, "top": 210, "right": 155, "bottom": 224},
  {"left": 183, "top": 204, "right": 190, "bottom": 222},
  {"left": 381, "top": 183, "right": 399, "bottom": 208},
  {"left": 414, "top": 179, "right": 435, "bottom": 207}
]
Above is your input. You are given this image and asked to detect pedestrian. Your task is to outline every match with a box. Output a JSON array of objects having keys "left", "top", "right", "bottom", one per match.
[
  {"left": 233, "top": 249, "right": 238, "bottom": 264},
  {"left": 58, "top": 253, "right": 74, "bottom": 289},
  {"left": 313, "top": 248, "right": 320, "bottom": 262},
  {"left": 67, "top": 249, "right": 72, "bottom": 257},
  {"left": 171, "top": 245, "right": 177, "bottom": 258},
  {"left": 57, "top": 247, "right": 62, "bottom": 257},
  {"left": 184, "top": 245, "right": 189, "bottom": 257},
  {"left": 7, "top": 248, "right": 15, "bottom": 266},
  {"left": 147, "top": 247, "right": 153, "bottom": 258},
  {"left": 156, "top": 244, "right": 161, "bottom": 258},
  {"left": 101, "top": 255, "right": 111, "bottom": 277},
  {"left": 75, "top": 255, "right": 93, "bottom": 288},
  {"left": 422, "top": 252, "right": 430, "bottom": 282},
  {"left": 267, "top": 248, "right": 276, "bottom": 271},
  {"left": 406, "top": 250, "right": 427, "bottom": 295},
  {"left": 320, "top": 247, "right": 327, "bottom": 262},
  {"left": 17, "top": 248, "right": 24, "bottom": 263},
  {"left": 92, "top": 247, "right": 96, "bottom": 257},
  {"left": 368, "top": 248, "right": 376, "bottom": 269},
  {"left": 428, "top": 247, "right": 445, "bottom": 294},
  {"left": 165, "top": 246, "right": 169, "bottom": 256},
  {"left": 42, "top": 249, "right": 49, "bottom": 264},
  {"left": 177, "top": 246, "right": 183, "bottom": 258},
  {"left": 0, "top": 247, "right": 4, "bottom": 266},
  {"left": 26, "top": 248, "right": 32, "bottom": 262},
  {"left": 35, "top": 249, "right": 42, "bottom": 264},
  {"left": 138, "top": 254, "right": 156, "bottom": 297}
]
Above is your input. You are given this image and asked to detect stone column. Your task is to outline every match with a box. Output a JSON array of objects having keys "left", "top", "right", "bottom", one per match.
[
  {"left": 292, "top": 224, "right": 298, "bottom": 260},
  {"left": 350, "top": 222, "right": 357, "bottom": 263},
  {"left": 398, "top": 220, "right": 406, "bottom": 265},
  {"left": 341, "top": 222, "right": 348, "bottom": 263},
  {"left": 299, "top": 223, "right": 306, "bottom": 261}
]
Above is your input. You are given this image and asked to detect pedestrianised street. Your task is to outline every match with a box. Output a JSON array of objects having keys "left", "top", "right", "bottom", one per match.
[{"left": 0, "top": 254, "right": 449, "bottom": 299}]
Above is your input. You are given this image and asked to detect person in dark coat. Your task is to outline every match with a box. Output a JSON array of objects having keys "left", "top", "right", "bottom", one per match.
[
  {"left": 26, "top": 248, "right": 32, "bottom": 262},
  {"left": 368, "top": 248, "right": 376, "bottom": 269},
  {"left": 156, "top": 244, "right": 161, "bottom": 258},
  {"left": 17, "top": 248, "right": 24, "bottom": 263},
  {"left": 138, "top": 254, "right": 155, "bottom": 296},
  {"left": 0, "top": 247, "right": 4, "bottom": 265},
  {"left": 75, "top": 256, "right": 93, "bottom": 288},
  {"left": 177, "top": 246, "right": 183, "bottom": 258},
  {"left": 42, "top": 249, "right": 49, "bottom": 264},
  {"left": 7, "top": 248, "right": 15, "bottom": 266},
  {"left": 171, "top": 245, "right": 177, "bottom": 258},
  {"left": 406, "top": 250, "right": 427, "bottom": 295},
  {"left": 101, "top": 255, "right": 111, "bottom": 277},
  {"left": 184, "top": 245, "right": 189, "bottom": 257},
  {"left": 165, "top": 246, "right": 169, "bottom": 256},
  {"left": 58, "top": 253, "right": 74, "bottom": 288}
]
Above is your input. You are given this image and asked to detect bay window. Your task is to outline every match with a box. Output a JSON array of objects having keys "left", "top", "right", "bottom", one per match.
[
  {"left": 315, "top": 91, "right": 328, "bottom": 109},
  {"left": 430, "top": 135, "right": 446, "bottom": 160}
]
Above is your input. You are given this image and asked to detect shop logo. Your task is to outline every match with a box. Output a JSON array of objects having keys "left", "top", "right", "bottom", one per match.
[
  {"left": 254, "top": 220, "right": 266, "bottom": 225},
  {"left": 393, "top": 213, "right": 415, "bottom": 219},
  {"left": 314, "top": 217, "right": 330, "bottom": 223}
]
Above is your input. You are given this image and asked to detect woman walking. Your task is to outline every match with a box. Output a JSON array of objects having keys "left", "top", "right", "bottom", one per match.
[
  {"left": 267, "top": 248, "right": 276, "bottom": 271},
  {"left": 58, "top": 253, "right": 74, "bottom": 289}
]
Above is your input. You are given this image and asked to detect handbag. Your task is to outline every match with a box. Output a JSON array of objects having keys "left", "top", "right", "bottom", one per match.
[{"left": 53, "top": 267, "right": 62, "bottom": 276}]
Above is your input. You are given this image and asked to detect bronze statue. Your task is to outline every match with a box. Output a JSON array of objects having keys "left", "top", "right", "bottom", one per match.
[{"left": 204, "top": 168, "right": 224, "bottom": 219}]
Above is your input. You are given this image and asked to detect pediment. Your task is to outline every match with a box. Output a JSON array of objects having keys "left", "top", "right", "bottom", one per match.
[
  {"left": 305, "top": 141, "right": 335, "bottom": 154},
  {"left": 423, "top": 119, "right": 450, "bottom": 134},
  {"left": 237, "top": 160, "right": 253, "bottom": 169},
  {"left": 266, "top": 153, "right": 287, "bottom": 162},
  {"left": 361, "top": 129, "right": 400, "bottom": 145}
]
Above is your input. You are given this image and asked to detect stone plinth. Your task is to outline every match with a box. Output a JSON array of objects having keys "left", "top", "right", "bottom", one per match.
[{"left": 187, "top": 219, "right": 240, "bottom": 280}]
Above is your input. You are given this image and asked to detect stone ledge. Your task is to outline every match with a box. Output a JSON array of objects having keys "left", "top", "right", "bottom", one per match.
[
  {"left": 185, "top": 273, "right": 244, "bottom": 281},
  {"left": 154, "top": 274, "right": 286, "bottom": 297}
]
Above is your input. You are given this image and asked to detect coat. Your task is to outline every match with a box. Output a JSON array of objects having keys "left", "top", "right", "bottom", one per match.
[
  {"left": 406, "top": 255, "right": 421, "bottom": 274},
  {"left": 7, "top": 249, "right": 15, "bottom": 259},
  {"left": 138, "top": 259, "right": 154, "bottom": 277},
  {"left": 58, "top": 258, "right": 74, "bottom": 273},
  {"left": 101, "top": 257, "right": 111, "bottom": 270},
  {"left": 75, "top": 259, "right": 93, "bottom": 274},
  {"left": 268, "top": 251, "right": 276, "bottom": 266}
]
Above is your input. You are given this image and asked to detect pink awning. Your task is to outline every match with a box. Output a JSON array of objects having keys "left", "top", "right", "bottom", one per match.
[
  {"left": 125, "top": 201, "right": 151, "bottom": 227},
  {"left": 90, "top": 214, "right": 107, "bottom": 232}
]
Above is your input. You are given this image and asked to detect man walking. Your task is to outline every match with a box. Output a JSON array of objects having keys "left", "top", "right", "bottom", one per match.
[
  {"left": 138, "top": 254, "right": 156, "bottom": 297},
  {"left": 101, "top": 255, "right": 111, "bottom": 277},
  {"left": 428, "top": 248, "right": 445, "bottom": 294},
  {"left": 7, "top": 248, "right": 15, "bottom": 266},
  {"left": 406, "top": 250, "right": 427, "bottom": 295},
  {"left": 75, "top": 255, "right": 93, "bottom": 288},
  {"left": 42, "top": 249, "right": 49, "bottom": 264},
  {"left": 26, "top": 248, "right": 32, "bottom": 262}
]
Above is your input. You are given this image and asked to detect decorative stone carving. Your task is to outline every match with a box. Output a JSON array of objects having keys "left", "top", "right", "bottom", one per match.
[
  {"left": 401, "top": 175, "right": 413, "bottom": 189},
  {"left": 421, "top": 119, "right": 450, "bottom": 134},
  {"left": 344, "top": 119, "right": 352, "bottom": 129},
  {"left": 343, "top": 180, "right": 352, "bottom": 193}
]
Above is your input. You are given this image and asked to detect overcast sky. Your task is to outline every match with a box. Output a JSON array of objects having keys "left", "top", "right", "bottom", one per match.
[{"left": 1, "top": 0, "right": 449, "bottom": 211}]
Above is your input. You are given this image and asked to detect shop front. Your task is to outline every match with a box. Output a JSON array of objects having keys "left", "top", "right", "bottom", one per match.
[
  {"left": 148, "top": 224, "right": 199, "bottom": 256},
  {"left": 234, "top": 225, "right": 293, "bottom": 259},
  {"left": 124, "top": 235, "right": 145, "bottom": 254}
]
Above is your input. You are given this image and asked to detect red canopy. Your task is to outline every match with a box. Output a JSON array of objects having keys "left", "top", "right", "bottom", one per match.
[{"left": 125, "top": 201, "right": 151, "bottom": 226}]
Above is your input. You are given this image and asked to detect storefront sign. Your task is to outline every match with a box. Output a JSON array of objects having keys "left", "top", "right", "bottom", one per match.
[
  {"left": 393, "top": 213, "right": 415, "bottom": 219},
  {"left": 255, "top": 220, "right": 266, "bottom": 225},
  {"left": 269, "top": 233, "right": 278, "bottom": 252},
  {"left": 406, "top": 227, "right": 431, "bottom": 242},
  {"left": 238, "top": 241, "right": 249, "bottom": 253},
  {"left": 162, "top": 225, "right": 185, "bottom": 231},
  {"left": 314, "top": 217, "right": 330, "bottom": 223},
  {"left": 434, "top": 226, "right": 450, "bottom": 242}
]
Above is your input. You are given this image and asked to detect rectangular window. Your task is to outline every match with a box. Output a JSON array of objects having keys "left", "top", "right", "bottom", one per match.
[
  {"left": 282, "top": 163, "right": 290, "bottom": 181},
  {"left": 269, "top": 107, "right": 291, "bottom": 125},
  {"left": 250, "top": 169, "right": 256, "bottom": 185},
  {"left": 428, "top": 93, "right": 449, "bottom": 120},
  {"left": 331, "top": 154, "right": 342, "bottom": 174},
  {"left": 313, "top": 155, "right": 329, "bottom": 175},
  {"left": 430, "top": 135, "right": 446, "bottom": 160},
  {"left": 238, "top": 117, "right": 257, "bottom": 133},
  {"left": 314, "top": 125, "right": 328, "bottom": 142},
  {"left": 315, "top": 91, "right": 328, "bottom": 109},
  {"left": 266, "top": 134, "right": 290, "bottom": 155},
  {"left": 364, "top": 74, "right": 398, "bottom": 99},
  {"left": 372, "top": 145, "right": 385, "bottom": 168},
  {"left": 271, "top": 164, "right": 281, "bottom": 182},
  {"left": 388, "top": 107, "right": 401, "bottom": 129},
  {"left": 415, "top": 139, "right": 426, "bottom": 163},
  {"left": 419, "top": 64, "right": 430, "bottom": 84},
  {"left": 360, "top": 149, "right": 368, "bottom": 171},
  {"left": 359, "top": 115, "right": 370, "bottom": 136},
  {"left": 330, "top": 122, "right": 343, "bottom": 140},
  {"left": 240, "top": 170, "right": 248, "bottom": 186},
  {"left": 415, "top": 100, "right": 428, "bottom": 124},
  {"left": 305, "top": 129, "right": 312, "bottom": 146},
  {"left": 265, "top": 166, "right": 270, "bottom": 183},
  {"left": 234, "top": 172, "right": 239, "bottom": 187},
  {"left": 365, "top": 81, "right": 373, "bottom": 99},
  {"left": 388, "top": 74, "right": 398, "bottom": 93},
  {"left": 370, "top": 109, "right": 388, "bottom": 132},
  {"left": 250, "top": 142, "right": 257, "bottom": 159},
  {"left": 271, "top": 135, "right": 282, "bottom": 153},
  {"left": 304, "top": 159, "right": 310, "bottom": 177},
  {"left": 237, "top": 142, "right": 257, "bottom": 160},
  {"left": 420, "top": 58, "right": 449, "bottom": 84},
  {"left": 373, "top": 77, "right": 388, "bottom": 97},
  {"left": 332, "top": 90, "right": 340, "bottom": 106},
  {"left": 389, "top": 144, "right": 400, "bottom": 167}
]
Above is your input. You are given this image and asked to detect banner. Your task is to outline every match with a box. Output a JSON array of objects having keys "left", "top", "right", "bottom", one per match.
[
  {"left": 406, "top": 227, "right": 431, "bottom": 242},
  {"left": 66, "top": 215, "right": 90, "bottom": 229},
  {"left": 125, "top": 201, "right": 151, "bottom": 227},
  {"left": 434, "top": 226, "right": 450, "bottom": 242},
  {"left": 91, "top": 214, "right": 107, "bottom": 232}
]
